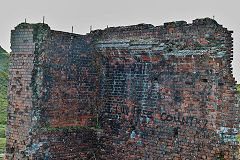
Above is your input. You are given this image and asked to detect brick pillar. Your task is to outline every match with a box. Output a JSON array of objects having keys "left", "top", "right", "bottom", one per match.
[{"left": 5, "top": 23, "right": 50, "bottom": 159}]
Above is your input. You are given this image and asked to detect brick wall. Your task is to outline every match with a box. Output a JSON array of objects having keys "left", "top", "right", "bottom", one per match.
[
  {"left": 6, "top": 18, "right": 239, "bottom": 159},
  {"left": 95, "top": 18, "right": 239, "bottom": 159},
  {"left": 40, "top": 30, "right": 98, "bottom": 128},
  {"left": 6, "top": 24, "right": 49, "bottom": 159},
  {"left": 6, "top": 23, "right": 100, "bottom": 159},
  {"left": 33, "top": 30, "right": 100, "bottom": 159}
]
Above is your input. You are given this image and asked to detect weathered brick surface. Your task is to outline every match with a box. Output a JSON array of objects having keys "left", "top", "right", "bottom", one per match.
[
  {"left": 95, "top": 18, "right": 239, "bottom": 159},
  {"left": 33, "top": 30, "right": 100, "bottom": 159},
  {"left": 6, "top": 23, "right": 100, "bottom": 159},
  {"left": 40, "top": 30, "right": 98, "bottom": 128},
  {"left": 6, "top": 24, "right": 39, "bottom": 159},
  {"left": 6, "top": 18, "right": 239, "bottom": 159}
]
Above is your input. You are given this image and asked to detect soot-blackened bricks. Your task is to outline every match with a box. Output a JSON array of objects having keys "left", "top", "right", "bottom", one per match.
[{"left": 5, "top": 18, "right": 239, "bottom": 159}]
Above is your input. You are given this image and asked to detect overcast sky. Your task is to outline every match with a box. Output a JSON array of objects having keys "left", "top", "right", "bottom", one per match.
[{"left": 1, "top": 0, "right": 240, "bottom": 83}]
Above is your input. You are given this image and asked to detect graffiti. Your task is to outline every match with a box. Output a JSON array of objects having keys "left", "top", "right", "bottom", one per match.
[
  {"left": 137, "top": 110, "right": 208, "bottom": 129},
  {"left": 159, "top": 112, "right": 208, "bottom": 129},
  {"left": 109, "top": 105, "right": 208, "bottom": 129}
]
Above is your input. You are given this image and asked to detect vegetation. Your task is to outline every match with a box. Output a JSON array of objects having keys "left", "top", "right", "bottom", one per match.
[
  {"left": 0, "top": 46, "right": 6, "bottom": 54},
  {"left": 44, "top": 123, "right": 100, "bottom": 131},
  {"left": 0, "top": 51, "right": 9, "bottom": 154},
  {"left": 0, "top": 138, "right": 6, "bottom": 155},
  {"left": 0, "top": 52, "right": 9, "bottom": 125},
  {"left": 236, "top": 84, "right": 240, "bottom": 95}
]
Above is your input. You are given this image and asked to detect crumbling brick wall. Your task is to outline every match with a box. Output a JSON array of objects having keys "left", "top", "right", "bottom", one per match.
[
  {"left": 6, "top": 24, "right": 37, "bottom": 159},
  {"left": 94, "top": 18, "right": 239, "bottom": 159},
  {"left": 6, "top": 24, "right": 100, "bottom": 159},
  {"left": 6, "top": 18, "right": 239, "bottom": 159}
]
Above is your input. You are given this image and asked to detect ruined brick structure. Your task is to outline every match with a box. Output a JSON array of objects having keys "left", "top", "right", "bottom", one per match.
[{"left": 6, "top": 18, "right": 239, "bottom": 159}]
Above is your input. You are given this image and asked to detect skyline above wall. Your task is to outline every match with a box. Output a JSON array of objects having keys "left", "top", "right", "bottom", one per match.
[{"left": 1, "top": 0, "right": 240, "bottom": 83}]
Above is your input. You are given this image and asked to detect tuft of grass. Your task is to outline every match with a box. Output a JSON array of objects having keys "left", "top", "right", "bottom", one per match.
[
  {"left": 0, "top": 138, "right": 6, "bottom": 154},
  {"left": 44, "top": 124, "right": 100, "bottom": 131},
  {"left": 236, "top": 84, "right": 240, "bottom": 95},
  {"left": 0, "top": 125, "right": 5, "bottom": 138}
]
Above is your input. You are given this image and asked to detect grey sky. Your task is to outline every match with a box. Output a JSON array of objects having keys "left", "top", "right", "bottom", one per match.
[{"left": 1, "top": 0, "right": 240, "bottom": 83}]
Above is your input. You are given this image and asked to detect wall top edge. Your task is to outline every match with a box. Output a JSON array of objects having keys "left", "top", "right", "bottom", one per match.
[{"left": 13, "top": 17, "right": 232, "bottom": 37}]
